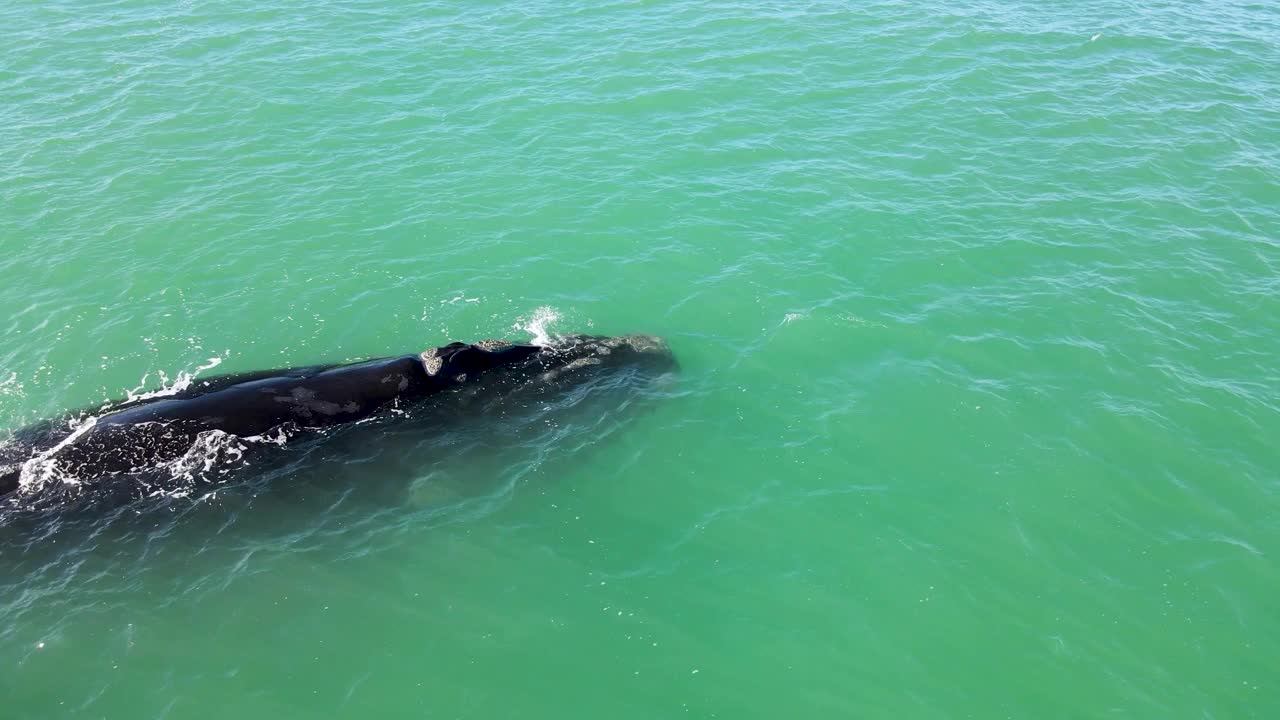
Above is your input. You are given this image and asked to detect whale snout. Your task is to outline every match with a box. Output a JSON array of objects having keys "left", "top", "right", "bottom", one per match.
[
  {"left": 619, "top": 334, "right": 668, "bottom": 354},
  {"left": 615, "top": 334, "right": 677, "bottom": 372},
  {"left": 564, "top": 333, "right": 675, "bottom": 367},
  {"left": 534, "top": 333, "right": 678, "bottom": 380}
]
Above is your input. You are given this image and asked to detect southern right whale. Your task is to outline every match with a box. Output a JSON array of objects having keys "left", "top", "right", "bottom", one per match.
[{"left": 0, "top": 334, "right": 676, "bottom": 507}]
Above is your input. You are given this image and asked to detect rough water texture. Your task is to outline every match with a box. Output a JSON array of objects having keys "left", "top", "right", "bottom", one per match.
[{"left": 2, "top": 1, "right": 1279, "bottom": 717}]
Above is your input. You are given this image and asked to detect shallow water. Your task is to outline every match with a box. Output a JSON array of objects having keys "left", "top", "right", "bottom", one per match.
[{"left": 2, "top": 1, "right": 1279, "bottom": 717}]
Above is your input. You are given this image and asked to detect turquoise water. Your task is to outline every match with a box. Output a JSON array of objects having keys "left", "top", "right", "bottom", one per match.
[{"left": 3, "top": 0, "right": 1279, "bottom": 717}]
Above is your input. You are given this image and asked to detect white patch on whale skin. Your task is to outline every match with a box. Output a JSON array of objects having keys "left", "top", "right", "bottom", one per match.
[
  {"left": 377, "top": 373, "right": 411, "bottom": 391},
  {"left": 566, "top": 357, "right": 603, "bottom": 371},
  {"left": 539, "top": 356, "right": 602, "bottom": 383},
  {"left": 266, "top": 386, "right": 353, "bottom": 419}
]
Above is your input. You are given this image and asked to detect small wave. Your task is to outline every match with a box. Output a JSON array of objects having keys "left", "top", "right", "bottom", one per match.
[
  {"left": 168, "top": 430, "right": 248, "bottom": 481},
  {"left": 17, "top": 416, "right": 99, "bottom": 491},
  {"left": 145, "top": 428, "right": 289, "bottom": 498},
  {"left": 114, "top": 356, "right": 225, "bottom": 409},
  {"left": 0, "top": 372, "right": 21, "bottom": 396}
]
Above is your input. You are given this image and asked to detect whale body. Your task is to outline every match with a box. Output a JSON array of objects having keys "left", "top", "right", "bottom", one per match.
[{"left": 0, "top": 334, "right": 675, "bottom": 504}]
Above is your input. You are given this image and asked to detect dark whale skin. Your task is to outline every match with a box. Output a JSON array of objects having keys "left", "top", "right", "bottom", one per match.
[{"left": 0, "top": 336, "right": 671, "bottom": 500}]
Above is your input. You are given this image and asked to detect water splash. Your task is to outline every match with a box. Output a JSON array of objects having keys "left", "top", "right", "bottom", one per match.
[
  {"left": 17, "top": 416, "right": 99, "bottom": 491},
  {"left": 115, "top": 356, "right": 225, "bottom": 409},
  {"left": 515, "top": 306, "right": 562, "bottom": 347},
  {"left": 160, "top": 430, "right": 251, "bottom": 492},
  {"left": 0, "top": 372, "right": 21, "bottom": 396},
  {"left": 13, "top": 356, "right": 229, "bottom": 494}
]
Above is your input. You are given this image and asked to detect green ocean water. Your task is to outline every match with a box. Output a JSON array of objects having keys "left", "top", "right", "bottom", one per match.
[{"left": 3, "top": 0, "right": 1279, "bottom": 717}]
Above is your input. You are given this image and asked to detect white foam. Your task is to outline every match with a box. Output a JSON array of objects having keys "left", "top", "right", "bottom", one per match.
[
  {"left": 166, "top": 430, "right": 247, "bottom": 481},
  {"left": 516, "top": 306, "right": 562, "bottom": 347},
  {"left": 18, "top": 415, "right": 99, "bottom": 490},
  {"left": 241, "top": 424, "right": 293, "bottom": 447},
  {"left": 115, "top": 356, "right": 224, "bottom": 408},
  {"left": 15, "top": 356, "right": 228, "bottom": 492}
]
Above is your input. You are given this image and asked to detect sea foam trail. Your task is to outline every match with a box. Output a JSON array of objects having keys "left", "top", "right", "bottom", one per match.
[
  {"left": 114, "top": 357, "right": 225, "bottom": 409},
  {"left": 15, "top": 356, "right": 227, "bottom": 493}
]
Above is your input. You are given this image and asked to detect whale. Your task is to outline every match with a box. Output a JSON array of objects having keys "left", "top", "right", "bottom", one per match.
[{"left": 0, "top": 334, "right": 676, "bottom": 506}]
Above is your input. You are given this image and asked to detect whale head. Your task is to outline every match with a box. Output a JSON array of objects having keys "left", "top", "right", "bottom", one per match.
[
  {"left": 531, "top": 334, "right": 677, "bottom": 380},
  {"left": 413, "top": 334, "right": 676, "bottom": 412},
  {"left": 422, "top": 334, "right": 674, "bottom": 381}
]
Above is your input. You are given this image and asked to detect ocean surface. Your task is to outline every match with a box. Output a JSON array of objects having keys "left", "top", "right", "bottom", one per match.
[{"left": 2, "top": 1, "right": 1279, "bottom": 717}]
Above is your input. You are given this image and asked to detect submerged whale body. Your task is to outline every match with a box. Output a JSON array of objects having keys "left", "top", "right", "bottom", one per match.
[{"left": 0, "top": 334, "right": 675, "bottom": 505}]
